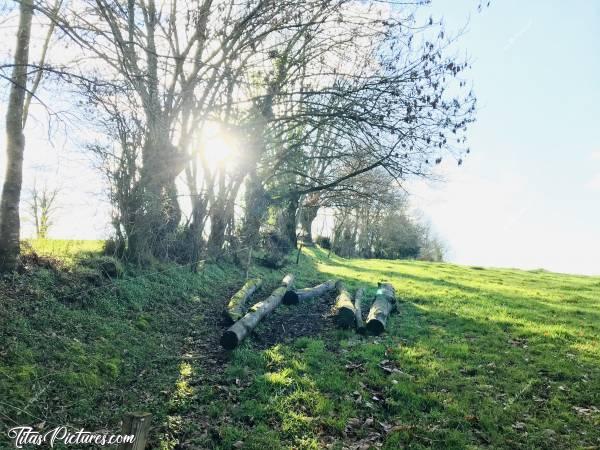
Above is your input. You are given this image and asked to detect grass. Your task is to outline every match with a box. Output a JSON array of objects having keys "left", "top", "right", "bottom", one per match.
[{"left": 1, "top": 242, "right": 599, "bottom": 449}]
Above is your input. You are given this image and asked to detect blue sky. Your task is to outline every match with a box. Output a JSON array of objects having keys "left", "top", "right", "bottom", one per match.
[{"left": 408, "top": 0, "right": 600, "bottom": 275}]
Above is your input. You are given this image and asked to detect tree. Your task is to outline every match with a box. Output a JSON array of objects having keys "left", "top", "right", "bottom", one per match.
[
  {"left": 28, "top": 182, "right": 59, "bottom": 239},
  {"left": 0, "top": 0, "right": 34, "bottom": 272}
]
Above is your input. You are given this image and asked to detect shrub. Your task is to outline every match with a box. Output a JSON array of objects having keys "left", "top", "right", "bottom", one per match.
[
  {"left": 78, "top": 255, "right": 124, "bottom": 279},
  {"left": 315, "top": 235, "right": 331, "bottom": 249}
]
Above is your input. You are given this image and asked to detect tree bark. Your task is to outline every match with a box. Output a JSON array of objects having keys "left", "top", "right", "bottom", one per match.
[
  {"left": 366, "top": 282, "right": 396, "bottom": 335},
  {"left": 0, "top": 0, "right": 33, "bottom": 272},
  {"left": 284, "top": 279, "right": 337, "bottom": 305},
  {"left": 354, "top": 287, "right": 366, "bottom": 334},
  {"left": 221, "top": 274, "right": 294, "bottom": 350},
  {"left": 240, "top": 170, "right": 269, "bottom": 247},
  {"left": 333, "top": 281, "right": 356, "bottom": 327},
  {"left": 298, "top": 204, "right": 319, "bottom": 245},
  {"left": 277, "top": 193, "right": 300, "bottom": 250},
  {"left": 225, "top": 278, "right": 263, "bottom": 323}
]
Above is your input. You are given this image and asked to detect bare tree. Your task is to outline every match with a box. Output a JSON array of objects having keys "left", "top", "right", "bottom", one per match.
[{"left": 28, "top": 182, "right": 59, "bottom": 239}]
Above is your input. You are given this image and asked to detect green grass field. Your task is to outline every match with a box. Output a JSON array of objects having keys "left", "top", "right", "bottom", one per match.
[{"left": 1, "top": 242, "right": 598, "bottom": 449}]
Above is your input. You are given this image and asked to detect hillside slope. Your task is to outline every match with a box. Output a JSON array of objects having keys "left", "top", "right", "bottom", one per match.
[{"left": 1, "top": 242, "right": 598, "bottom": 449}]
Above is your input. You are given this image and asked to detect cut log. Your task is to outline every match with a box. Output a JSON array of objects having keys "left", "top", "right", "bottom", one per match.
[
  {"left": 225, "top": 278, "right": 263, "bottom": 323},
  {"left": 354, "top": 287, "right": 366, "bottom": 334},
  {"left": 366, "top": 282, "right": 396, "bottom": 335},
  {"left": 334, "top": 281, "right": 356, "bottom": 327},
  {"left": 283, "top": 279, "right": 337, "bottom": 305},
  {"left": 220, "top": 274, "right": 294, "bottom": 350}
]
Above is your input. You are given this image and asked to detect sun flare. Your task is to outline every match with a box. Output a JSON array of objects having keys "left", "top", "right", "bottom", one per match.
[{"left": 199, "top": 122, "right": 238, "bottom": 169}]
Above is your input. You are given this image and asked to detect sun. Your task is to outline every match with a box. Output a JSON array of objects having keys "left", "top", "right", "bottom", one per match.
[{"left": 199, "top": 122, "right": 237, "bottom": 169}]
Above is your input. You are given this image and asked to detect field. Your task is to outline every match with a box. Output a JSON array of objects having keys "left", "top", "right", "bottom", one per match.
[{"left": 0, "top": 241, "right": 599, "bottom": 449}]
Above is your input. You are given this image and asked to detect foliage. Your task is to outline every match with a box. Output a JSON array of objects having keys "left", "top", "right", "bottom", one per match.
[{"left": 331, "top": 192, "right": 445, "bottom": 262}]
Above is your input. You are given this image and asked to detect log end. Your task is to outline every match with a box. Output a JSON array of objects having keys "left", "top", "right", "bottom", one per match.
[
  {"left": 336, "top": 307, "right": 355, "bottom": 328},
  {"left": 220, "top": 331, "right": 239, "bottom": 350},
  {"left": 366, "top": 319, "right": 385, "bottom": 335},
  {"left": 282, "top": 290, "right": 299, "bottom": 305}
]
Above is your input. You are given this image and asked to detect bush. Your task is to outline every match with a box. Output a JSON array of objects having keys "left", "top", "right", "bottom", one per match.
[
  {"left": 71, "top": 266, "right": 104, "bottom": 286},
  {"left": 78, "top": 255, "right": 124, "bottom": 279},
  {"left": 315, "top": 235, "right": 331, "bottom": 250},
  {"left": 102, "top": 238, "right": 125, "bottom": 258},
  {"left": 258, "top": 231, "right": 290, "bottom": 269}
]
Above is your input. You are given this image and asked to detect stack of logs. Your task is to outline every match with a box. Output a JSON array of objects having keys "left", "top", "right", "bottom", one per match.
[{"left": 221, "top": 275, "right": 397, "bottom": 350}]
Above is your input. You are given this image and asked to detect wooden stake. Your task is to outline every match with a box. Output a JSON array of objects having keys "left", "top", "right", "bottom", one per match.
[
  {"left": 296, "top": 243, "right": 303, "bottom": 264},
  {"left": 119, "top": 412, "right": 151, "bottom": 450}
]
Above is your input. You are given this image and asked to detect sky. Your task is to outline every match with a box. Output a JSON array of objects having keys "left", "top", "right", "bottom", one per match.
[
  {"left": 406, "top": 0, "right": 600, "bottom": 275},
  {"left": 0, "top": 1, "right": 599, "bottom": 275}
]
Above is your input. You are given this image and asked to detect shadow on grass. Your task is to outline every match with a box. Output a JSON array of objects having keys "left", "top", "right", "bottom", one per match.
[{"left": 199, "top": 249, "right": 600, "bottom": 449}]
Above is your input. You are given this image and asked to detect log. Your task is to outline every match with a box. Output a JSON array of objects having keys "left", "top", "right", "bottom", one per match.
[
  {"left": 225, "top": 278, "right": 263, "bottom": 322},
  {"left": 220, "top": 274, "right": 295, "bottom": 350},
  {"left": 366, "top": 282, "right": 396, "bottom": 335},
  {"left": 333, "top": 281, "right": 356, "bottom": 327},
  {"left": 354, "top": 287, "right": 366, "bottom": 334},
  {"left": 283, "top": 279, "right": 337, "bottom": 305},
  {"left": 281, "top": 273, "right": 299, "bottom": 304}
]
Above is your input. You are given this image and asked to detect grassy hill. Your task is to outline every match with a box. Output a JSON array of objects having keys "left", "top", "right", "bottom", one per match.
[{"left": 1, "top": 241, "right": 599, "bottom": 449}]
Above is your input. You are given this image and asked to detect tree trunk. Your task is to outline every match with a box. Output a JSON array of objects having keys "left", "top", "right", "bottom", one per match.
[
  {"left": 284, "top": 279, "right": 337, "bottom": 305},
  {"left": 240, "top": 170, "right": 269, "bottom": 247},
  {"left": 366, "top": 282, "right": 396, "bottom": 335},
  {"left": 225, "top": 278, "right": 263, "bottom": 323},
  {"left": 298, "top": 204, "right": 319, "bottom": 245},
  {"left": 333, "top": 281, "right": 356, "bottom": 327},
  {"left": 354, "top": 287, "right": 366, "bottom": 334},
  {"left": 207, "top": 205, "right": 227, "bottom": 258},
  {"left": 221, "top": 274, "right": 294, "bottom": 350},
  {"left": 277, "top": 193, "right": 300, "bottom": 250},
  {"left": 0, "top": 0, "right": 33, "bottom": 272}
]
